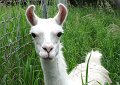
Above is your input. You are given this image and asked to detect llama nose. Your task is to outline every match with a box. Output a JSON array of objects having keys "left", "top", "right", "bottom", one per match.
[{"left": 42, "top": 45, "right": 53, "bottom": 53}]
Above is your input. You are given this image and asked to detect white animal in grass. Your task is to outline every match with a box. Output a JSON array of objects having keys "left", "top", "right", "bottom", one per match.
[{"left": 26, "top": 3, "right": 112, "bottom": 85}]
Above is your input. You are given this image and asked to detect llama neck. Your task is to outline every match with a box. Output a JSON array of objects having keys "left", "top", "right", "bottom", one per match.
[{"left": 40, "top": 45, "right": 70, "bottom": 85}]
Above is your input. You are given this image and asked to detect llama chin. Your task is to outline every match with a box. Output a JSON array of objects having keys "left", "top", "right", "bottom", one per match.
[{"left": 26, "top": 3, "right": 112, "bottom": 85}]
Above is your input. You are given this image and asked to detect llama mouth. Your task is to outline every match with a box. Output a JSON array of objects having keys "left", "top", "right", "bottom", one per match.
[
  {"left": 43, "top": 53, "right": 53, "bottom": 60},
  {"left": 43, "top": 57, "right": 52, "bottom": 60}
]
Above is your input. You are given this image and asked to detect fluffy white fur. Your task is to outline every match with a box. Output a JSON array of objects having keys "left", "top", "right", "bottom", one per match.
[
  {"left": 69, "top": 51, "right": 112, "bottom": 85},
  {"left": 26, "top": 3, "right": 112, "bottom": 85}
]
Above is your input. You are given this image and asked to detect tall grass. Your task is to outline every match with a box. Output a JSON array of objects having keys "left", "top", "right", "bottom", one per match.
[{"left": 0, "top": 3, "right": 120, "bottom": 85}]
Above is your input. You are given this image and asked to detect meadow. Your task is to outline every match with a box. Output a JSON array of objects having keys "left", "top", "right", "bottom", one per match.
[{"left": 0, "top": 3, "right": 120, "bottom": 85}]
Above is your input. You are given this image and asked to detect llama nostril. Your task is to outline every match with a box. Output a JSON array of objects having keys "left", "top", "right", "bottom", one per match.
[
  {"left": 50, "top": 48, "right": 53, "bottom": 51},
  {"left": 43, "top": 47, "right": 47, "bottom": 52}
]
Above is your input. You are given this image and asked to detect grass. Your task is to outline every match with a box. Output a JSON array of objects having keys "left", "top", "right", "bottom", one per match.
[{"left": 0, "top": 3, "right": 120, "bottom": 85}]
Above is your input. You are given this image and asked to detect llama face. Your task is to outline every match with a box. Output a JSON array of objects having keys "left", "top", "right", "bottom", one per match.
[
  {"left": 30, "top": 19, "right": 63, "bottom": 60},
  {"left": 26, "top": 4, "right": 67, "bottom": 60}
]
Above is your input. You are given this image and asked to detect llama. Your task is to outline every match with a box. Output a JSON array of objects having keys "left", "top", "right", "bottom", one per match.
[{"left": 26, "top": 3, "right": 112, "bottom": 85}]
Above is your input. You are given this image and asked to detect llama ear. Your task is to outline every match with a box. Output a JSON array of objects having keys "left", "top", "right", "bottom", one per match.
[
  {"left": 26, "top": 5, "right": 39, "bottom": 26},
  {"left": 54, "top": 3, "right": 68, "bottom": 26}
]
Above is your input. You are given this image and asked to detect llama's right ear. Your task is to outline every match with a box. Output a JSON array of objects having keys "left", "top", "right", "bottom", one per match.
[{"left": 26, "top": 5, "right": 39, "bottom": 26}]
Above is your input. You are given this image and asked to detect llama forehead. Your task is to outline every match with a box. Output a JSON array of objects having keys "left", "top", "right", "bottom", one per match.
[{"left": 30, "top": 18, "right": 64, "bottom": 35}]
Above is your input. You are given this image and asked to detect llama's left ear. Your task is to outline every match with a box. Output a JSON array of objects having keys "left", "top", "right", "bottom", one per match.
[{"left": 54, "top": 3, "right": 68, "bottom": 26}]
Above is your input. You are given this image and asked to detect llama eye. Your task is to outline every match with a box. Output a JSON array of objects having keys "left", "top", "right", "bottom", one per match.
[
  {"left": 31, "top": 33, "right": 36, "bottom": 38},
  {"left": 57, "top": 32, "right": 62, "bottom": 37}
]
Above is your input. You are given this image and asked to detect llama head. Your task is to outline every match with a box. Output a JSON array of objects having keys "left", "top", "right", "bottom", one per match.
[{"left": 26, "top": 3, "right": 68, "bottom": 60}]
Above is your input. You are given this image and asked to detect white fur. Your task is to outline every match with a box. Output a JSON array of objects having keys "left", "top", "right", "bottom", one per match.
[
  {"left": 26, "top": 3, "right": 112, "bottom": 85},
  {"left": 85, "top": 50, "right": 102, "bottom": 65},
  {"left": 69, "top": 51, "right": 112, "bottom": 85}
]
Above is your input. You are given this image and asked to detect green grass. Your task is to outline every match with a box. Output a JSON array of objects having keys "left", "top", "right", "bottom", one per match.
[{"left": 0, "top": 4, "right": 120, "bottom": 85}]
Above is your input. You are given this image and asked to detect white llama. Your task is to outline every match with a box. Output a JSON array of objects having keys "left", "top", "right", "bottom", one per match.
[{"left": 26, "top": 3, "right": 112, "bottom": 85}]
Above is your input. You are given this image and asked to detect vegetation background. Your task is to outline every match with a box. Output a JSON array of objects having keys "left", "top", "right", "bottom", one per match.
[{"left": 0, "top": 0, "right": 120, "bottom": 85}]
